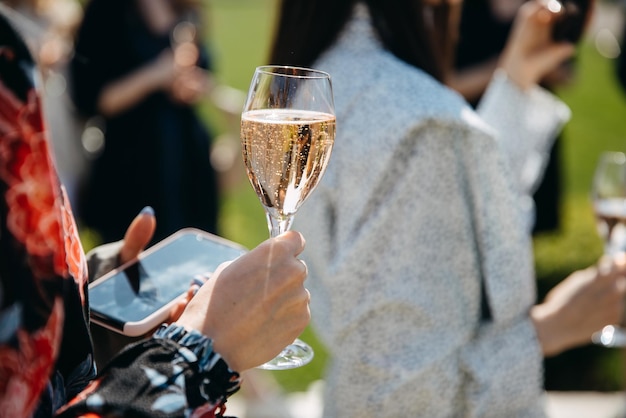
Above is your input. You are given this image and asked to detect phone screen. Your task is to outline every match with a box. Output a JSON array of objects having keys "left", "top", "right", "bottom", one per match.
[{"left": 89, "top": 230, "right": 246, "bottom": 326}]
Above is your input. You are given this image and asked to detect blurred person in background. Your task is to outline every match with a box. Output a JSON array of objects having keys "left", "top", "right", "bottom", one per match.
[
  {"left": 70, "top": 0, "right": 220, "bottom": 244},
  {"left": 270, "top": 0, "right": 626, "bottom": 417},
  {"left": 450, "top": 0, "right": 593, "bottom": 235}
]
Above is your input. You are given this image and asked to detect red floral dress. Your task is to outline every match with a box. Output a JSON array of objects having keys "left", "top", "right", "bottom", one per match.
[{"left": 0, "top": 12, "right": 238, "bottom": 418}]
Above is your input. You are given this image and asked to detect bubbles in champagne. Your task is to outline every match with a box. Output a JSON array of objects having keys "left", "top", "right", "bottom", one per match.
[{"left": 241, "top": 109, "right": 336, "bottom": 219}]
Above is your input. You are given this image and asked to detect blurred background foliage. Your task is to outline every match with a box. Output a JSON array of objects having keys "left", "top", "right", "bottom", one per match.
[
  {"left": 537, "top": 30, "right": 626, "bottom": 390},
  {"left": 79, "top": 0, "right": 626, "bottom": 394}
]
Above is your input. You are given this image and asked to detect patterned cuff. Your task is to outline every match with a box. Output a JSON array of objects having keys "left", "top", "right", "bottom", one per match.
[{"left": 153, "top": 323, "right": 241, "bottom": 408}]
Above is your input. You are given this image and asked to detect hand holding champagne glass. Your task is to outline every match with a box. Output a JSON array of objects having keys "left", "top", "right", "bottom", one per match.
[
  {"left": 241, "top": 65, "right": 336, "bottom": 369},
  {"left": 590, "top": 151, "right": 626, "bottom": 347}
]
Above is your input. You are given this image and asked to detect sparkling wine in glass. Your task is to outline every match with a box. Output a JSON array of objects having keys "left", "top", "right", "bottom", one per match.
[
  {"left": 590, "top": 151, "right": 626, "bottom": 347},
  {"left": 241, "top": 65, "right": 336, "bottom": 369}
]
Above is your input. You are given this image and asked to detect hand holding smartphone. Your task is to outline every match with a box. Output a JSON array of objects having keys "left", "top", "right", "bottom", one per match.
[{"left": 88, "top": 228, "right": 247, "bottom": 336}]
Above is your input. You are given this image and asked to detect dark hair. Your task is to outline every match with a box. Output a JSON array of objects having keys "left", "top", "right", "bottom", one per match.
[{"left": 268, "top": 0, "right": 455, "bottom": 82}]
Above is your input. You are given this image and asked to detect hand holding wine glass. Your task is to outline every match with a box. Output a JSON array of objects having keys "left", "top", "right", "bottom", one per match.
[
  {"left": 590, "top": 151, "right": 626, "bottom": 347},
  {"left": 240, "top": 65, "right": 336, "bottom": 369}
]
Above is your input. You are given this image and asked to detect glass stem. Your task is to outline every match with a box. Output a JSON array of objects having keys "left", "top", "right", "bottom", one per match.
[{"left": 267, "top": 212, "right": 294, "bottom": 238}]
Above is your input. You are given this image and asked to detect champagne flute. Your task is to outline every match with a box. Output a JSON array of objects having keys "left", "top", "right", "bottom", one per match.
[
  {"left": 590, "top": 151, "right": 626, "bottom": 347},
  {"left": 240, "top": 65, "right": 336, "bottom": 369}
]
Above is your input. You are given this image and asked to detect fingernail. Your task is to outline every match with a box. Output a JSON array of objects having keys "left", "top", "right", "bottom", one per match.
[
  {"left": 191, "top": 285, "right": 201, "bottom": 296},
  {"left": 140, "top": 206, "right": 155, "bottom": 216},
  {"left": 191, "top": 275, "right": 206, "bottom": 287},
  {"left": 192, "top": 272, "right": 211, "bottom": 286}
]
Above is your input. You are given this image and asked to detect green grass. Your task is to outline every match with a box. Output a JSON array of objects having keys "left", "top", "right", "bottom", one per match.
[
  {"left": 532, "top": 37, "right": 626, "bottom": 390},
  {"left": 533, "top": 38, "right": 626, "bottom": 391},
  {"left": 533, "top": 38, "right": 626, "bottom": 301},
  {"left": 206, "top": 0, "right": 279, "bottom": 92},
  {"left": 558, "top": 40, "right": 626, "bottom": 197}
]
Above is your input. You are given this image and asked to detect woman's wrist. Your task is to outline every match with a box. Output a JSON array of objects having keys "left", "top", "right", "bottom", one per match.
[
  {"left": 152, "top": 323, "right": 241, "bottom": 405},
  {"left": 497, "top": 52, "right": 534, "bottom": 92},
  {"left": 530, "top": 303, "right": 570, "bottom": 357}
]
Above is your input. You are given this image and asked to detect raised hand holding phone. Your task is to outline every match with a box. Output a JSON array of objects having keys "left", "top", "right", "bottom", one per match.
[{"left": 498, "top": 0, "right": 576, "bottom": 91}]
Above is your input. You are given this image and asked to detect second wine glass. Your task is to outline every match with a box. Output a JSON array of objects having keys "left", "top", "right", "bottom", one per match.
[
  {"left": 240, "top": 65, "right": 336, "bottom": 369},
  {"left": 590, "top": 151, "right": 626, "bottom": 347}
]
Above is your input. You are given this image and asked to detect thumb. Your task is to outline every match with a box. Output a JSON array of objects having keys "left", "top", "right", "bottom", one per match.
[
  {"left": 212, "top": 260, "right": 234, "bottom": 279},
  {"left": 120, "top": 206, "right": 156, "bottom": 264}
]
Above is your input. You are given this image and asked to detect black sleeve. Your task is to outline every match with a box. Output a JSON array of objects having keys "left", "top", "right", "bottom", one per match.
[{"left": 56, "top": 327, "right": 241, "bottom": 418}]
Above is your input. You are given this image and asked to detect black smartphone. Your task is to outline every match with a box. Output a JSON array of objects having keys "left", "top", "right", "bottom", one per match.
[
  {"left": 88, "top": 228, "right": 247, "bottom": 336},
  {"left": 552, "top": 0, "right": 592, "bottom": 43}
]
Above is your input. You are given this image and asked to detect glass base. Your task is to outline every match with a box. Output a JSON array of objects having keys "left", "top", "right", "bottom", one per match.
[
  {"left": 592, "top": 325, "right": 626, "bottom": 347},
  {"left": 257, "top": 338, "right": 314, "bottom": 370}
]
